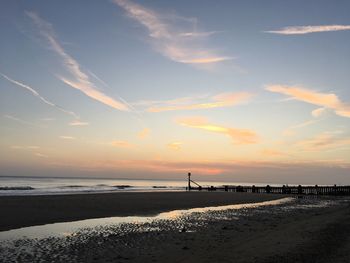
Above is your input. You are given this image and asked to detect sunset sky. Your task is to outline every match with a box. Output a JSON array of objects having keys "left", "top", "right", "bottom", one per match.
[{"left": 1, "top": 0, "right": 350, "bottom": 184}]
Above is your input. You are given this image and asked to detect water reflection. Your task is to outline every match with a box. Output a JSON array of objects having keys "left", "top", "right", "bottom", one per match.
[
  {"left": 1, "top": 197, "right": 341, "bottom": 262},
  {"left": 0, "top": 197, "right": 293, "bottom": 240}
]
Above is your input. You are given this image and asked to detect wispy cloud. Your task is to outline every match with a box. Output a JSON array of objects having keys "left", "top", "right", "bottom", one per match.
[
  {"left": 138, "top": 128, "right": 150, "bottom": 139},
  {"left": 59, "top": 136, "right": 75, "bottom": 140},
  {"left": 111, "top": 140, "right": 133, "bottom": 148},
  {"left": 282, "top": 119, "right": 320, "bottom": 137},
  {"left": 35, "top": 152, "right": 48, "bottom": 158},
  {"left": 1, "top": 73, "right": 79, "bottom": 119},
  {"left": 141, "top": 92, "right": 252, "bottom": 112},
  {"left": 113, "top": 0, "right": 232, "bottom": 66},
  {"left": 177, "top": 116, "right": 258, "bottom": 144},
  {"left": 265, "top": 25, "right": 350, "bottom": 35},
  {"left": 11, "top": 145, "right": 40, "bottom": 150},
  {"left": 297, "top": 132, "right": 350, "bottom": 151},
  {"left": 10, "top": 145, "right": 47, "bottom": 158},
  {"left": 40, "top": 117, "right": 55, "bottom": 121},
  {"left": 167, "top": 141, "right": 183, "bottom": 151},
  {"left": 4, "top": 114, "right": 38, "bottom": 127},
  {"left": 266, "top": 85, "right": 350, "bottom": 118},
  {"left": 311, "top": 107, "right": 327, "bottom": 118},
  {"left": 26, "top": 11, "right": 130, "bottom": 111},
  {"left": 69, "top": 120, "right": 89, "bottom": 126}
]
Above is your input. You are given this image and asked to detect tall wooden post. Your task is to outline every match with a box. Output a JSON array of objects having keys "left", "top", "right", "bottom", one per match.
[{"left": 188, "top": 172, "right": 191, "bottom": 191}]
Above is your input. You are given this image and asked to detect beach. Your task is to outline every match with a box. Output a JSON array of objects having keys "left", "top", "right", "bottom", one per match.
[
  {"left": 0, "top": 192, "right": 350, "bottom": 262},
  {"left": 0, "top": 191, "right": 282, "bottom": 231}
]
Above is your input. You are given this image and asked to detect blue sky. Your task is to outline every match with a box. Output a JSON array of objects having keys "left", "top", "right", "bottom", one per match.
[{"left": 1, "top": 0, "right": 350, "bottom": 184}]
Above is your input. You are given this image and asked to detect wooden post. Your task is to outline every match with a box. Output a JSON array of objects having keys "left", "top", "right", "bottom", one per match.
[{"left": 188, "top": 172, "right": 191, "bottom": 191}]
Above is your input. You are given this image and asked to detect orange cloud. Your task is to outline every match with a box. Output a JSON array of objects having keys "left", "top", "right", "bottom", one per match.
[
  {"left": 167, "top": 142, "right": 183, "bottom": 151},
  {"left": 266, "top": 85, "right": 350, "bottom": 118},
  {"left": 49, "top": 158, "right": 350, "bottom": 179},
  {"left": 92, "top": 159, "right": 224, "bottom": 175},
  {"left": 261, "top": 149, "right": 289, "bottom": 157},
  {"left": 147, "top": 92, "right": 252, "bottom": 112},
  {"left": 138, "top": 128, "right": 150, "bottom": 139},
  {"left": 177, "top": 116, "right": 258, "bottom": 144}
]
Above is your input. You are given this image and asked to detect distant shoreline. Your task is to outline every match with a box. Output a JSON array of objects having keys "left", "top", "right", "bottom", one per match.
[
  {"left": 0, "top": 174, "right": 186, "bottom": 182},
  {"left": 0, "top": 192, "right": 284, "bottom": 231}
]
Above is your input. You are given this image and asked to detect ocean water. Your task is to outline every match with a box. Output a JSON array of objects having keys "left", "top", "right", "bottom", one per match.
[{"left": 0, "top": 176, "right": 271, "bottom": 196}]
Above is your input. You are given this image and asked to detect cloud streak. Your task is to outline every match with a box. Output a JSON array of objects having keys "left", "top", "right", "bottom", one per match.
[
  {"left": 265, "top": 25, "right": 350, "bottom": 35},
  {"left": 69, "top": 120, "right": 89, "bottom": 126},
  {"left": 113, "top": 0, "right": 232, "bottom": 65},
  {"left": 26, "top": 11, "right": 130, "bottom": 111},
  {"left": 59, "top": 136, "right": 76, "bottom": 140},
  {"left": 1, "top": 73, "right": 79, "bottom": 119},
  {"left": 266, "top": 85, "right": 350, "bottom": 118},
  {"left": 4, "top": 114, "right": 38, "bottom": 127},
  {"left": 177, "top": 116, "right": 258, "bottom": 144},
  {"left": 283, "top": 119, "right": 320, "bottom": 137},
  {"left": 297, "top": 132, "right": 350, "bottom": 151},
  {"left": 111, "top": 140, "right": 133, "bottom": 148},
  {"left": 143, "top": 92, "right": 252, "bottom": 113}
]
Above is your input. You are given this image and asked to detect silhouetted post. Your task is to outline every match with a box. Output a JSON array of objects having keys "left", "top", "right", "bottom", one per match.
[
  {"left": 266, "top": 185, "right": 271, "bottom": 194},
  {"left": 188, "top": 172, "right": 191, "bottom": 191},
  {"left": 252, "top": 185, "right": 256, "bottom": 193},
  {"left": 298, "top": 185, "right": 302, "bottom": 195}
]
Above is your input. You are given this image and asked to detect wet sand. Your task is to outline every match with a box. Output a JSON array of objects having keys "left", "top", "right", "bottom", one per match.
[
  {"left": 0, "top": 191, "right": 284, "bottom": 231},
  {"left": 1, "top": 196, "right": 349, "bottom": 262}
]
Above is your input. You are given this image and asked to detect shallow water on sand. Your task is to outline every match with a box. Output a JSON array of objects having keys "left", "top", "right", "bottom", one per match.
[
  {"left": 0, "top": 197, "right": 341, "bottom": 262},
  {"left": 0, "top": 197, "right": 294, "bottom": 240}
]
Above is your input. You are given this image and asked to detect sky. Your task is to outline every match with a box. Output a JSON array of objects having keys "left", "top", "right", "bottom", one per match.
[{"left": 1, "top": 0, "right": 350, "bottom": 184}]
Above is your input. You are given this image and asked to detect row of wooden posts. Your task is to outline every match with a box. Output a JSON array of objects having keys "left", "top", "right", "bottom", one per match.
[{"left": 187, "top": 173, "right": 350, "bottom": 196}]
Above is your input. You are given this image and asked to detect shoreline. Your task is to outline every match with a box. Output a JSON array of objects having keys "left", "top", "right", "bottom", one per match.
[{"left": 0, "top": 191, "right": 286, "bottom": 231}]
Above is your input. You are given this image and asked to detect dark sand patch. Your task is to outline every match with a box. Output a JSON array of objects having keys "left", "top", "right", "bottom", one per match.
[{"left": 0, "top": 192, "right": 284, "bottom": 231}]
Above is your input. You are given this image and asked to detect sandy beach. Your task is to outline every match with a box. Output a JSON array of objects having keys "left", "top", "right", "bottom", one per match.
[
  {"left": 0, "top": 193, "right": 349, "bottom": 262},
  {"left": 0, "top": 191, "right": 283, "bottom": 231}
]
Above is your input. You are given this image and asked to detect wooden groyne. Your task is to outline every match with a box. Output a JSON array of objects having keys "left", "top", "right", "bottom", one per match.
[{"left": 186, "top": 173, "right": 350, "bottom": 196}]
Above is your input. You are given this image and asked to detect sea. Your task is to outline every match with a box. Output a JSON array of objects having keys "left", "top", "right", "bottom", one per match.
[{"left": 0, "top": 176, "right": 272, "bottom": 196}]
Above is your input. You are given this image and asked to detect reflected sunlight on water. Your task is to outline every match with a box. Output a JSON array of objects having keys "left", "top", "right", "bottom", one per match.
[{"left": 0, "top": 197, "right": 294, "bottom": 240}]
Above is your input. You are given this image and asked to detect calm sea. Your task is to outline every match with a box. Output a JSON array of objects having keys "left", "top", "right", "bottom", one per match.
[{"left": 0, "top": 176, "right": 272, "bottom": 196}]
